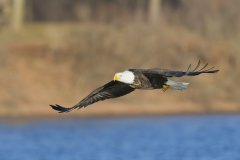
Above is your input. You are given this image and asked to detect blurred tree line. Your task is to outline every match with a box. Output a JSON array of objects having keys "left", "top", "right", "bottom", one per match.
[
  {"left": 0, "top": 0, "right": 239, "bottom": 36},
  {"left": 0, "top": 0, "right": 184, "bottom": 29}
]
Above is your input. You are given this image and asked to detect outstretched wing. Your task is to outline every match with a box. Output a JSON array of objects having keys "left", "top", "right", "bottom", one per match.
[
  {"left": 50, "top": 81, "right": 135, "bottom": 113},
  {"left": 130, "top": 60, "right": 219, "bottom": 78}
]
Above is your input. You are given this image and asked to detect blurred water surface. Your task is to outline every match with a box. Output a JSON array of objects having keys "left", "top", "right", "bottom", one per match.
[{"left": 1, "top": 115, "right": 240, "bottom": 160}]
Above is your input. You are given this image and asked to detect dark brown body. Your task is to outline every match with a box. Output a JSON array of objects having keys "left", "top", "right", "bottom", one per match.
[{"left": 129, "top": 71, "right": 168, "bottom": 89}]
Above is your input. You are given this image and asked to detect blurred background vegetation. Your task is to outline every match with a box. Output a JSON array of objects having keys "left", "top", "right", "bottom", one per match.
[{"left": 0, "top": 0, "right": 239, "bottom": 117}]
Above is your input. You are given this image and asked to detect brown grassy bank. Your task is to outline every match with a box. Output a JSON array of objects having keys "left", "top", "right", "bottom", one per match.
[{"left": 0, "top": 21, "right": 239, "bottom": 118}]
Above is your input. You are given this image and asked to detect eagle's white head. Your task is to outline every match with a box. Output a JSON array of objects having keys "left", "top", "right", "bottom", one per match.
[{"left": 113, "top": 70, "right": 135, "bottom": 84}]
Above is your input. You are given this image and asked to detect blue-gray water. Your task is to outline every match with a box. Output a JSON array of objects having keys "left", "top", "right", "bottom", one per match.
[{"left": 1, "top": 115, "right": 240, "bottom": 160}]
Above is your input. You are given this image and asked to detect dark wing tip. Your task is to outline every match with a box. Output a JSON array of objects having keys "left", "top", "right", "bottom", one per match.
[
  {"left": 50, "top": 104, "right": 71, "bottom": 113},
  {"left": 189, "top": 60, "right": 219, "bottom": 74},
  {"left": 207, "top": 69, "right": 219, "bottom": 73}
]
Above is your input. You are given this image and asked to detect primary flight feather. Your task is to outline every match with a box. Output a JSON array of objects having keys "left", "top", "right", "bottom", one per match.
[{"left": 50, "top": 61, "right": 219, "bottom": 113}]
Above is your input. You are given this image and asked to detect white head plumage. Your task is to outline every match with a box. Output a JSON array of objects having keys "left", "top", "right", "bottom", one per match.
[{"left": 113, "top": 70, "right": 135, "bottom": 84}]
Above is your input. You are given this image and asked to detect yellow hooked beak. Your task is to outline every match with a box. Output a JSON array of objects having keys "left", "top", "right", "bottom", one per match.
[{"left": 113, "top": 74, "right": 118, "bottom": 81}]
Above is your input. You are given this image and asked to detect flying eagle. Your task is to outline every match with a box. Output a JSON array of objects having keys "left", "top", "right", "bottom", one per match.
[{"left": 50, "top": 61, "right": 219, "bottom": 113}]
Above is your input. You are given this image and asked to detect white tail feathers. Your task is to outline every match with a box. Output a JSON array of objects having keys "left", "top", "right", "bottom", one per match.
[{"left": 166, "top": 79, "right": 189, "bottom": 90}]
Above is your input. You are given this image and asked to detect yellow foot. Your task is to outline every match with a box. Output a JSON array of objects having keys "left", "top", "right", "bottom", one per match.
[{"left": 162, "top": 85, "right": 169, "bottom": 92}]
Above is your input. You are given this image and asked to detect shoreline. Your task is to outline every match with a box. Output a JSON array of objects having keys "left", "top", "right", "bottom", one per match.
[
  {"left": 1, "top": 112, "right": 240, "bottom": 124},
  {"left": 0, "top": 101, "right": 239, "bottom": 120}
]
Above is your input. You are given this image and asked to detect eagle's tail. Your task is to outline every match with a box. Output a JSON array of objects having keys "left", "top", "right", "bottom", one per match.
[{"left": 166, "top": 79, "right": 189, "bottom": 90}]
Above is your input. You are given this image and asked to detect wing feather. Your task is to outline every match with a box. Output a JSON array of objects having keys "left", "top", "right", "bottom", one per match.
[
  {"left": 130, "top": 61, "right": 219, "bottom": 78},
  {"left": 50, "top": 81, "right": 135, "bottom": 113}
]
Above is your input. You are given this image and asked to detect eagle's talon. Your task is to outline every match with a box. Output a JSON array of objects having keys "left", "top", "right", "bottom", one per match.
[{"left": 162, "top": 85, "right": 169, "bottom": 92}]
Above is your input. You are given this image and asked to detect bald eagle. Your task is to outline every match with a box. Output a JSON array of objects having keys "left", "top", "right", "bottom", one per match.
[{"left": 50, "top": 61, "right": 219, "bottom": 113}]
